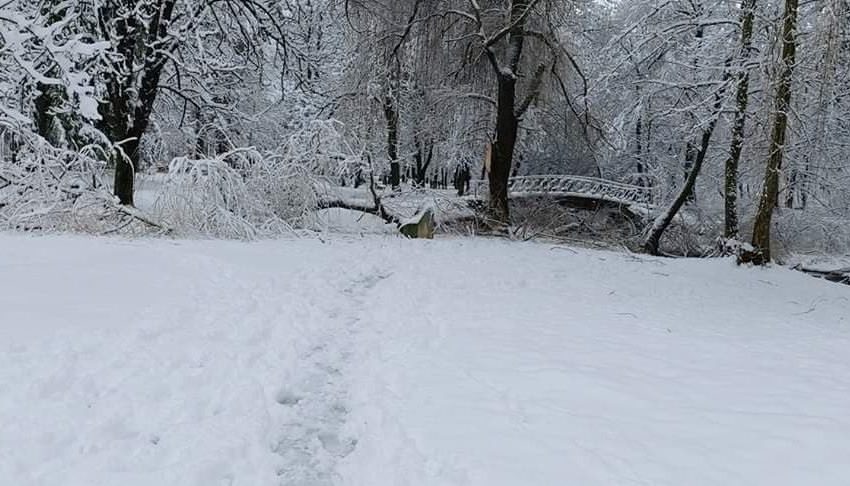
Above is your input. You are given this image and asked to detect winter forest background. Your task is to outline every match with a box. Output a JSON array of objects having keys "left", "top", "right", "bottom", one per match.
[
  {"left": 1, "top": 0, "right": 849, "bottom": 263},
  {"left": 4, "top": 2, "right": 850, "bottom": 484}
]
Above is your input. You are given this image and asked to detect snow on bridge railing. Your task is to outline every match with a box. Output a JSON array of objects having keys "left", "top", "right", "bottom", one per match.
[{"left": 472, "top": 175, "right": 654, "bottom": 205}]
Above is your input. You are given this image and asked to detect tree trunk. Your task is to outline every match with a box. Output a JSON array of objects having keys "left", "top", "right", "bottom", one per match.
[
  {"left": 489, "top": 75, "right": 519, "bottom": 223},
  {"left": 384, "top": 92, "right": 400, "bottom": 190},
  {"left": 34, "top": 83, "right": 62, "bottom": 146},
  {"left": 413, "top": 139, "right": 433, "bottom": 186},
  {"left": 749, "top": 0, "right": 798, "bottom": 264},
  {"left": 97, "top": 0, "right": 176, "bottom": 206},
  {"left": 682, "top": 13, "right": 705, "bottom": 204},
  {"left": 100, "top": 90, "right": 137, "bottom": 205},
  {"left": 643, "top": 81, "right": 727, "bottom": 255},
  {"left": 485, "top": 0, "right": 531, "bottom": 225},
  {"left": 113, "top": 138, "right": 138, "bottom": 206},
  {"left": 635, "top": 99, "right": 645, "bottom": 184},
  {"left": 683, "top": 141, "right": 697, "bottom": 203},
  {"left": 724, "top": 0, "right": 757, "bottom": 239}
]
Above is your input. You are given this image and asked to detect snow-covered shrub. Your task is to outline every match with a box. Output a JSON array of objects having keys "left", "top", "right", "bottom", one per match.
[
  {"left": 508, "top": 197, "right": 645, "bottom": 246},
  {"left": 648, "top": 205, "right": 850, "bottom": 259},
  {"left": 0, "top": 121, "right": 109, "bottom": 232},
  {"left": 251, "top": 155, "right": 319, "bottom": 224},
  {"left": 152, "top": 148, "right": 320, "bottom": 239},
  {"left": 281, "top": 120, "right": 366, "bottom": 184},
  {"left": 139, "top": 122, "right": 167, "bottom": 172},
  {"left": 653, "top": 207, "right": 724, "bottom": 257},
  {"left": 0, "top": 122, "right": 165, "bottom": 235},
  {"left": 154, "top": 152, "right": 279, "bottom": 238},
  {"left": 771, "top": 209, "right": 850, "bottom": 258}
]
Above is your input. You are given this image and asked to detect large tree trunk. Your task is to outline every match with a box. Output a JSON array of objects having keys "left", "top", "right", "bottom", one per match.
[
  {"left": 485, "top": 0, "right": 531, "bottom": 225},
  {"left": 723, "top": 0, "right": 757, "bottom": 239},
  {"left": 98, "top": 0, "right": 175, "bottom": 206},
  {"left": 489, "top": 75, "right": 519, "bottom": 223},
  {"left": 100, "top": 87, "right": 137, "bottom": 205},
  {"left": 749, "top": 0, "right": 798, "bottom": 264}
]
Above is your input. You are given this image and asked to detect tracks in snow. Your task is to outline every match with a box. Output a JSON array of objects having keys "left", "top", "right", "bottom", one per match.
[{"left": 273, "top": 268, "right": 391, "bottom": 485}]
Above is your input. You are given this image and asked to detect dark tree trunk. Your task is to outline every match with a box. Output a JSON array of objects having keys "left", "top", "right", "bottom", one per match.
[
  {"left": 683, "top": 142, "right": 697, "bottom": 203},
  {"left": 100, "top": 88, "right": 136, "bottom": 204},
  {"left": 724, "top": 0, "right": 757, "bottom": 239},
  {"left": 98, "top": 0, "right": 176, "bottom": 206},
  {"left": 749, "top": 0, "right": 798, "bottom": 264},
  {"left": 413, "top": 139, "right": 434, "bottom": 186},
  {"left": 682, "top": 14, "right": 705, "bottom": 204},
  {"left": 484, "top": 0, "right": 536, "bottom": 225},
  {"left": 489, "top": 75, "right": 519, "bottom": 223},
  {"left": 635, "top": 101, "right": 645, "bottom": 184},
  {"left": 34, "top": 83, "right": 61, "bottom": 145},
  {"left": 113, "top": 138, "right": 138, "bottom": 206},
  {"left": 384, "top": 93, "right": 400, "bottom": 189}
]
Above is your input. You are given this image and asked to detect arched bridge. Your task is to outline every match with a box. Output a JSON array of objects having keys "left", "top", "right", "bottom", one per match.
[{"left": 472, "top": 175, "right": 654, "bottom": 206}]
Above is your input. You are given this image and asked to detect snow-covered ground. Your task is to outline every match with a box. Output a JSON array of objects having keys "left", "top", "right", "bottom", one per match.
[{"left": 1, "top": 233, "right": 849, "bottom": 486}]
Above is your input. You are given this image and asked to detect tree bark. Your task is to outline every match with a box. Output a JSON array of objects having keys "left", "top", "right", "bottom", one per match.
[
  {"left": 384, "top": 89, "right": 400, "bottom": 190},
  {"left": 34, "top": 83, "right": 62, "bottom": 146},
  {"left": 749, "top": 0, "right": 798, "bottom": 264},
  {"left": 413, "top": 138, "right": 433, "bottom": 186},
  {"left": 98, "top": 0, "right": 176, "bottom": 206},
  {"left": 723, "top": 0, "right": 757, "bottom": 239},
  {"left": 682, "top": 11, "right": 705, "bottom": 204},
  {"left": 683, "top": 141, "right": 697, "bottom": 203},
  {"left": 485, "top": 0, "right": 533, "bottom": 225},
  {"left": 489, "top": 74, "right": 519, "bottom": 222}
]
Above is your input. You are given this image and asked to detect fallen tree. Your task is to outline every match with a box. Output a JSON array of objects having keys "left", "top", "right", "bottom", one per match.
[
  {"left": 316, "top": 166, "right": 436, "bottom": 239},
  {"left": 792, "top": 265, "right": 850, "bottom": 286}
]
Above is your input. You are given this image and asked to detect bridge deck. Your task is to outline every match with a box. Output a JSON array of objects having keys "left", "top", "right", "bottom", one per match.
[{"left": 472, "top": 175, "right": 653, "bottom": 206}]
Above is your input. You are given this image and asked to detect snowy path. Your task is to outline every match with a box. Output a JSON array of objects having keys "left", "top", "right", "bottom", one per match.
[
  {"left": 1, "top": 234, "right": 849, "bottom": 486},
  {"left": 0, "top": 235, "right": 382, "bottom": 486}
]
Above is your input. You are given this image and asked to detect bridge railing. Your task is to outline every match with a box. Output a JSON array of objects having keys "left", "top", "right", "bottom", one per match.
[{"left": 472, "top": 175, "right": 654, "bottom": 205}]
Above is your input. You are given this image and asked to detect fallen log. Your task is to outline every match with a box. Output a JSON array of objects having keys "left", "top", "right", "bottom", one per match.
[
  {"left": 792, "top": 264, "right": 850, "bottom": 286},
  {"left": 316, "top": 199, "right": 398, "bottom": 224}
]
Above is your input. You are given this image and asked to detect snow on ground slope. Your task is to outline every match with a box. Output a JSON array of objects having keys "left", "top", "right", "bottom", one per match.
[
  {"left": 1, "top": 234, "right": 848, "bottom": 486},
  {"left": 341, "top": 241, "right": 850, "bottom": 486},
  {"left": 0, "top": 235, "right": 379, "bottom": 486}
]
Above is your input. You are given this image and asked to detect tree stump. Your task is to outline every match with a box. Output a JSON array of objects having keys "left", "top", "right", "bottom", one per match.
[{"left": 399, "top": 209, "right": 435, "bottom": 239}]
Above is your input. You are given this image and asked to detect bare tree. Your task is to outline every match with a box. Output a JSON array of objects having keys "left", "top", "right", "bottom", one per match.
[
  {"left": 643, "top": 76, "right": 728, "bottom": 255},
  {"left": 449, "top": 0, "right": 553, "bottom": 224},
  {"left": 93, "top": 0, "right": 295, "bottom": 205},
  {"left": 748, "top": 0, "right": 799, "bottom": 264},
  {"left": 723, "top": 0, "right": 757, "bottom": 240}
]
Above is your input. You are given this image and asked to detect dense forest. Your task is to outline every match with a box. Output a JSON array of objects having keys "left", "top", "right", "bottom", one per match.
[{"left": 1, "top": 0, "right": 849, "bottom": 262}]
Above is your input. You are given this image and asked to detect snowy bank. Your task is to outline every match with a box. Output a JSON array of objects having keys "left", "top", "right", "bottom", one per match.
[{"left": 0, "top": 234, "right": 848, "bottom": 486}]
